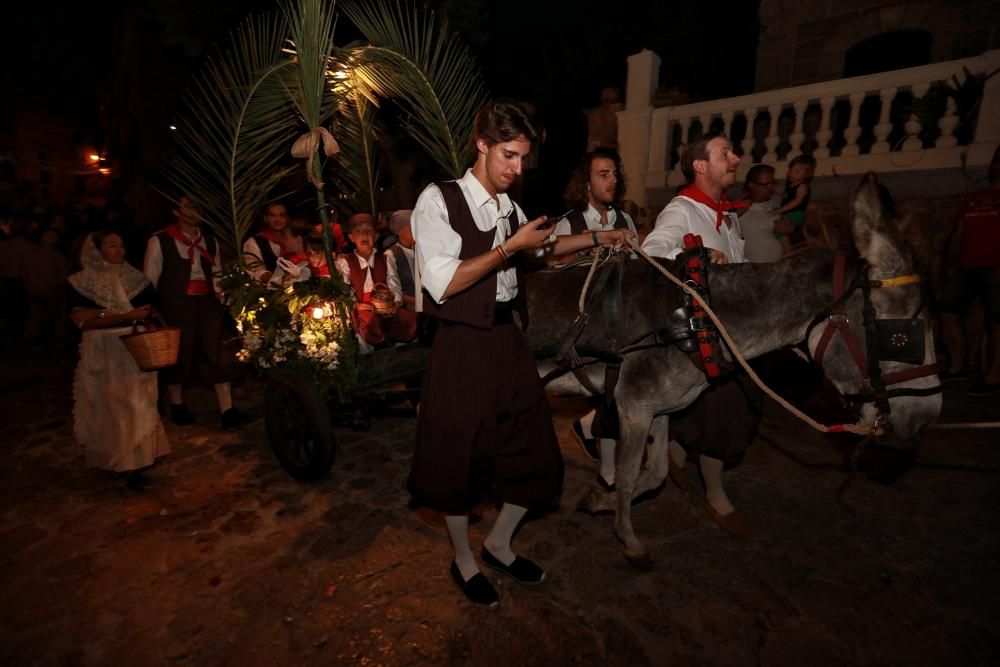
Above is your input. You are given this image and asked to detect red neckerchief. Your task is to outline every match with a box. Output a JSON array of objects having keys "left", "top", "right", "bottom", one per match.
[
  {"left": 677, "top": 185, "right": 750, "bottom": 233},
  {"left": 163, "top": 224, "right": 214, "bottom": 265},
  {"left": 258, "top": 228, "right": 288, "bottom": 256}
]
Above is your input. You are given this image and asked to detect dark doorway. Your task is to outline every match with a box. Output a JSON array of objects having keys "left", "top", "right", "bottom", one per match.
[{"left": 843, "top": 30, "right": 932, "bottom": 78}]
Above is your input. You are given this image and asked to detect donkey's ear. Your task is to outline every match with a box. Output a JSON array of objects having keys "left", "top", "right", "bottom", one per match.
[{"left": 851, "top": 172, "right": 903, "bottom": 268}]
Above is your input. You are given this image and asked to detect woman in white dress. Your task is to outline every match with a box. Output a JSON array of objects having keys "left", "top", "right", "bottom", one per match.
[{"left": 68, "top": 232, "right": 170, "bottom": 489}]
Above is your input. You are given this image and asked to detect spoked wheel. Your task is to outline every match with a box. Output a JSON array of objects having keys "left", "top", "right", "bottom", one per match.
[{"left": 264, "top": 368, "right": 335, "bottom": 481}]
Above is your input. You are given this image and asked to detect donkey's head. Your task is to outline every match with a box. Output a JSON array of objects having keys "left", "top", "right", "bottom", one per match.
[{"left": 812, "top": 173, "right": 941, "bottom": 469}]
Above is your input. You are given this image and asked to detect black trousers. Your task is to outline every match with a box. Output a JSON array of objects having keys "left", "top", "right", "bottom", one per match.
[
  {"left": 158, "top": 295, "right": 229, "bottom": 387},
  {"left": 668, "top": 372, "right": 764, "bottom": 466}
]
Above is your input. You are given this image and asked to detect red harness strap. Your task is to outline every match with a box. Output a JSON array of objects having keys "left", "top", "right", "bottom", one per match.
[
  {"left": 683, "top": 233, "right": 722, "bottom": 378},
  {"left": 813, "top": 251, "right": 869, "bottom": 378}
]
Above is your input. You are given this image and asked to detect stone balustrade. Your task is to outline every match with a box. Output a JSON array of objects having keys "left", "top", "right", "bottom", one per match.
[{"left": 618, "top": 49, "right": 1000, "bottom": 206}]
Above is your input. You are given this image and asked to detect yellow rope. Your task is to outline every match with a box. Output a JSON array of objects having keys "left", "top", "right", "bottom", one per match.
[
  {"left": 625, "top": 238, "right": 881, "bottom": 437},
  {"left": 870, "top": 274, "right": 920, "bottom": 288}
]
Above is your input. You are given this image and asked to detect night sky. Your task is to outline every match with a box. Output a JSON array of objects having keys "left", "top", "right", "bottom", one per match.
[{"left": 7, "top": 0, "right": 760, "bottom": 211}]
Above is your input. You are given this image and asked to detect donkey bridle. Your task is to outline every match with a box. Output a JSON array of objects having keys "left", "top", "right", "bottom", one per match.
[{"left": 809, "top": 251, "right": 941, "bottom": 424}]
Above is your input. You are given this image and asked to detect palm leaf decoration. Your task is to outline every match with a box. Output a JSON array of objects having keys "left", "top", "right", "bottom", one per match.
[
  {"left": 340, "top": 0, "right": 488, "bottom": 179},
  {"left": 162, "top": 12, "right": 301, "bottom": 256},
  {"left": 328, "top": 81, "right": 380, "bottom": 217}
]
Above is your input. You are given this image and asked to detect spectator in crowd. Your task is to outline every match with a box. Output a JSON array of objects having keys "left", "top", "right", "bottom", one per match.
[
  {"left": 22, "top": 227, "right": 70, "bottom": 351},
  {"left": 387, "top": 209, "right": 417, "bottom": 309},
  {"left": 770, "top": 154, "right": 817, "bottom": 255},
  {"left": 242, "top": 202, "right": 295, "bottom": 283},
  {"left": 144, "top": 196, "right": 248, "bottom": 429},
  {"left": 69, "top": 232, "right": 169, "bottom": 490},
  {"left": 739, "top": 164, "right": 793, "bottom": 263},
  {"left": 334, "top": 213, "right": 418, "bottom": 349},
  {"left": 938, "top": 145, "right": 1000, "bottom": 395}
]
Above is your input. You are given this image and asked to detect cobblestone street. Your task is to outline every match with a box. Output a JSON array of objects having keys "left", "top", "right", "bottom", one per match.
[{"left": 1, "top": 346, "right": 998, "bottom": 666}]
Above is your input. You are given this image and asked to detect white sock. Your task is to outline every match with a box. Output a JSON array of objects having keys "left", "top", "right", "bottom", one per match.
[
  {"left": 700, "top": 455, "right": 735, "bottom": 515},
  {"left": 445, "top": 515, "right": 479, "bottom": 580},
  {"left": 483, "top": 503, "right": 528, "bottom": 565},
  {"left": 579, "top": 409, "right": 596, "bottom": 439},
  {"left": 214, "top": 382, "right": 233, "bottom": 413},
  {"left": 599, "top": 438, "right": 616, "bottom": 483}
]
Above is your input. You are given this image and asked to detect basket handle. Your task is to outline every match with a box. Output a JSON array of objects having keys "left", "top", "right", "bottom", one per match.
[{"left": 129, "top": 310, "right": 168, "bottom": 335}]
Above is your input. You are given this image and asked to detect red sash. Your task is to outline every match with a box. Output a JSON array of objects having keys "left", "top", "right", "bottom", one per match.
[
  {"left": 677, "top": 185, "right": 749, "bottom": 234},
  {"left": 162, "top": 224, "right": 215, "bottom": 264},
  {"left": 258, "top": 228, "right": 288, "bottom": 256}
]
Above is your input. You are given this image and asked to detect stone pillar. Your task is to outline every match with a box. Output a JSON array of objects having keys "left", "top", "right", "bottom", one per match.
[{"left": 619, "top": 50, "right": 661, "bottom": 206}]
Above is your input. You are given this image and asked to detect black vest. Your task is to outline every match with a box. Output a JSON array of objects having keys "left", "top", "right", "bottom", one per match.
[
  {"left": 422, "top": 180, "right": 528, "bottom": 329},
  {"left": 154, "top": 231, "right": 218, "bottom": 306},
  {"left": 565, "top": 206, "right": 629, "bottom": 234}
]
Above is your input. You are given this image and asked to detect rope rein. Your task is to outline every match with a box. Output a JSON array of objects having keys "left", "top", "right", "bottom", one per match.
[{"left": 621, "top": 237, "right": 881, "bottom": 438}]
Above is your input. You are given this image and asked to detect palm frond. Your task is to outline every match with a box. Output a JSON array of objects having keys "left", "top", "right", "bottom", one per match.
[
  {"left": 329, "top": 87, "right": 380, "bottom": 216},
  {"left": 162, "top": 13, "right": 301, "bottom": 255},
  {"left": 282, "top": 0, "right": 339, "bottom": 132},
  {"left": 340, "top": 0, "right": 488, "bottom": 179}
]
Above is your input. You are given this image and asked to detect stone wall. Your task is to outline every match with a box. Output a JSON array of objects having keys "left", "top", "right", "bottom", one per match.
[{"left": 756, "top": 0, "right": 1000, "bottom": 90}]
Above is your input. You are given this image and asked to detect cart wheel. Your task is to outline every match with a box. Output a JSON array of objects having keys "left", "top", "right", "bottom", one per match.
[{"left": 264, "top": 368, "right": 335, "bottom": 481}]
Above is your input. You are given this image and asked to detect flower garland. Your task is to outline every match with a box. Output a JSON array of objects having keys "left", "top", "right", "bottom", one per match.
[{"left": 222, "top": 266, "right": 359, "bottom": 401}]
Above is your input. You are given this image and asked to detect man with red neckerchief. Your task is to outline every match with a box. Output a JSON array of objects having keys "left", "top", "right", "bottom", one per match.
[
  {"left": 144, "top": 196, "right": 247, "bottom": 430},
  {"left": 242, "top": 202, "right": 294, "bottom": 284},
  {"left": 641, "top": 133, "right": 762, "bottom": 540}
]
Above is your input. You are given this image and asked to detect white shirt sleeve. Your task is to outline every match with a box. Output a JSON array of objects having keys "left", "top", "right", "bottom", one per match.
[
  {"left": 332, "top": 255, "right": 356, "bottom": 302},
  {"left": 553, "top": 217, "right": 573, "bottom": 237},
  {"left": 412, "top": 184, "right": 464, "bottom": 304},
  {"left": 242, "top": 237, "right": 270, "bottom": 282},
  {"left": 641, "top": 204, "right": 689, "bottom": 259},
  {"left": 143, "top": 236, "right": 162, "bottom": 287},
  {"left": 385, "top": 250, "right": 403, "bottom": 303}
]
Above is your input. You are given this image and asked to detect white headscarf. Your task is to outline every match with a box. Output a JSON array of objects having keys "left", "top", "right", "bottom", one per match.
[{"left": 68, "top": 233, "right": 150, "bottom": 314}]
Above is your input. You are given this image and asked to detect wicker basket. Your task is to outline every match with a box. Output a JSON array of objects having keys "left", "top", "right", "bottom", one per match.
[
  {"left": 369, "top": 283, "right": 396, "bottom": 315},
  {"left": 120, "top": 316, "right": 181, "bottom": 371}
]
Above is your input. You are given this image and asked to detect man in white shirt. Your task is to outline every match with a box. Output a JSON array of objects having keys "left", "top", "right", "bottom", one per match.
[
  {"left": 738, "top": 164, "right": 793, "bottom": 263},
  {"left": 408, "top": 99, "right": 632, "bottom": 607},
  {"left": 144, "top": 196, "right": 246, "bottom": 430},
  {"left": 242, "top": 202, "right": 295, "bottom": 283},
  {"left": 640, "top": 134, "right": 762, "bottom": 539},
  {"left": 555, "top": 148, "right": 637, "bottom": 490}
]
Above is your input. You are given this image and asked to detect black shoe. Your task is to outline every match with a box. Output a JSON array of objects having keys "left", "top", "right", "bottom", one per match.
[
  {"left": 571, "top": 420, "right": 599, "bottom": 461},
  {"left": 220, "top": 407, "right": 249, "bottom": 430},
  {"left": 480, "top": 547, "right": 546, "bottom": 585},
  {"left": 449, "top": 562, "right": 499, "bottom": 608},
  {"left": 170, "top": 403, "right": 195, "bottom": 425},
  {"left": 967, "top": 381, "right": 1000, "bottom": 396},
  {"left": 597, "top": 474, "right": 616, "bottom": 492}
]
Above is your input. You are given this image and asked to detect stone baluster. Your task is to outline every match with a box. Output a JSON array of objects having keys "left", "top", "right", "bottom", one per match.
[
  {"left": 813, "top": 97, "right": 835, "bottom": 158},
  {"left": 840, "top": 93, "right": 866, "bottom": 157},
  {"left": 721, "top": 110, "right": 735, "bottom": 152},
  {"left": 936, "top": 93, "right": 959, "bottom": 149},
  {"left": 699, "top": 114, "right": 712, "bottom": 138},
  {"left": 763, "top": 104, "right": 782, "bottom": 163},
  {"left": 902, "top": 82, "right": 931, "bottom": 151},
  {"left": 871, "top": 88, "right": 896, "bottom": 154},
  {"left": 750, "top": 107, "right": 767, "bottom": 161},
  {"left": 787, "top": 100, "right": 809, "bottom": 160}
]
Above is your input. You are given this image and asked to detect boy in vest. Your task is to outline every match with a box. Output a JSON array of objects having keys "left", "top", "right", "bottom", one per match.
[
  {"left": 333, "top": 213, "right": 418, "bottom": 349},
  {"left": 408, "top": 99, "right": 633, "bottom": 607},
  {"left": 144, "top": 196, "right": 247, "bottom": 430}
]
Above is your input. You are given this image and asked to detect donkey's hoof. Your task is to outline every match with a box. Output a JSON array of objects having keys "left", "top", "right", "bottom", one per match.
[{"left": 625, "top": 551, "right": 654, "bottom": 572}]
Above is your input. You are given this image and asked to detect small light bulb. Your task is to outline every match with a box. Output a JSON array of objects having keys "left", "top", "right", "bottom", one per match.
[{"left": 311, "top": 306, "right": 325, "bottom": 319}]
